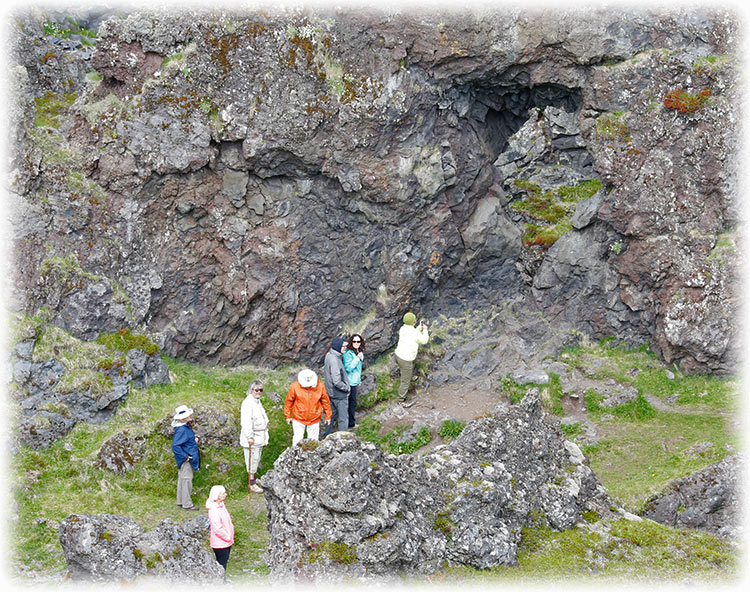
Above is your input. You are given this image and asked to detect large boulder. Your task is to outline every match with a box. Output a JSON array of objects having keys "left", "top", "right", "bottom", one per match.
[
  {"left": 262, "top": 392, "right": 615, "bottom": 581},
  {"left": 97, "top": 430, "right": 148, "bottom": 475},
  {"left": 642, "top": 454, "right": 742, "bottom": 539},
  {"left": 58, "top": 513, "right": 223, "bottom": 582}
]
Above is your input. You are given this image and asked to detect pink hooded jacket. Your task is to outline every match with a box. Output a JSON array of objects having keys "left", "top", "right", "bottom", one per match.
[{"left": 206, "top": 486, "right": 234, "bottom": 549}]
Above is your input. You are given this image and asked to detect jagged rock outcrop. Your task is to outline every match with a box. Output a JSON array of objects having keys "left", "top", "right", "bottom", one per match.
[
  {"left": 262, "top": 393, "right": 616, "bottom": 581},
  {"left": 10, "top": 318, "right": 170, "bottom": 449},
  {"left": 642, "top": 454, "right": 742, "bottom": 539},
  {"left": 58, "top": 513, "right": 223, "bottom": 582},
  {"left": 8, "top": 7, "right": 741, "bottom": 375}
]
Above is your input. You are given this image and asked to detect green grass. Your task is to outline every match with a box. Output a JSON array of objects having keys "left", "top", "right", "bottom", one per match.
[
  {"left": 10, "top": 355, "right": 298, "bottom": 579},
  {"left": 438, "top": 518, "right": 737, "bottom": 585},
  {"left": 553, "top": 339, "right": 738, "bottom": 512},
  {"left": 10, "top": 334, "right": 741, "bottom": 584},
  {"left": 96, "top": 329, "right": 160, "bottom": 355},
  {"left": 438, "top": 419, "right": 466, "bottom": 441},
  {"left": 582, "top": 412, "right": 737, "bottom": 511},
  {"left": 356, "top": 419, "right": 433, "bottom": 455}
]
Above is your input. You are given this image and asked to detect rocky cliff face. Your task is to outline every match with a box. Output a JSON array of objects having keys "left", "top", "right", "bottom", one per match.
[{"left": 8, "top": 7, "right": 742, "bottom": 373}]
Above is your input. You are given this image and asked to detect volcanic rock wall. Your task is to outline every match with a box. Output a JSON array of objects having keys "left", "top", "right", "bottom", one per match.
[{"left": 8, "top": 6, "right": 742, "bottom": 373}]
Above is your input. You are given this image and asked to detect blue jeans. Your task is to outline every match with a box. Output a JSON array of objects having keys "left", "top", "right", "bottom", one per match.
[{"left": 323, "top": 397, "right": 349, "bottom": 437}]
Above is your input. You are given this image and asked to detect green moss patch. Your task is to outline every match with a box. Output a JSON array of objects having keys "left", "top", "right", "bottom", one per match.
[{"left": 511, "top": 178, "right": 602, "bottom": 248}]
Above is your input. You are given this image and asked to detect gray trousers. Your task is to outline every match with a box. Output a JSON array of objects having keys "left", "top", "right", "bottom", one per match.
[
  {"left": 176, "top": 460, "right": 194, "bottom": 508},
  {"left": 395, "top": 354, "right": 414, "bottom": 400},
  {"left": 323, "top": 397, "right": 349, "bottom": 437}
]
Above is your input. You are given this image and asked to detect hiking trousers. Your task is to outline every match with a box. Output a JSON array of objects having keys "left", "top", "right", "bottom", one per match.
[
  {"left": 323, "top": 397, "right": 349, "bottom": 437},
  {"left": 176, "top": 460, "right": 194, "bottom": 508},
  {"left": 291, "top": 420, "right": 320, "bottom": 446},
  {"left": 243, "top": 444, "right": 263, "bottom": 474},
  {"left": 395, "top": 354, "right": 414, "bottom": 400}
]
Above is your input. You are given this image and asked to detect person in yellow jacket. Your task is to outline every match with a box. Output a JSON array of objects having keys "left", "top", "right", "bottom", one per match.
[
  {"left": 393, "top": 312, "right": 429, "bottom": 407},
  {"left": 284, "top": 369, "right": 333, "bottom": 446}
]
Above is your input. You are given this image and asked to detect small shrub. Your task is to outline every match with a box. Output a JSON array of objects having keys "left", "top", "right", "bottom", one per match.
[
  {"left": 663, "top": 88, "right": 712, "bottom": 113},
  {"left": 610, "top": 240, "right": 625, "bottom": 255},
  {"left": 438, "top": 419, "right": 466, "bottom": 441}
]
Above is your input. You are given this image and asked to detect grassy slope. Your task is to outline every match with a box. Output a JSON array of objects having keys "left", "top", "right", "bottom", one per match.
[{"left": 9, "top": 340, "right": 742, "bottom": 584}]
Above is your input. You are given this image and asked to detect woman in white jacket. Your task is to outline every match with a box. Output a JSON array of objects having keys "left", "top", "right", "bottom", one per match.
[{"left": 240, "top": 380, "right": 269, "bottom": 496}]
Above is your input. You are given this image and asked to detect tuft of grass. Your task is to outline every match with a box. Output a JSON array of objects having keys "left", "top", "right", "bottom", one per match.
[
  {"left": 585, "top": 391, "right": 656, "bottom": 421},
  {"left": 356, "top": 420, "right": 432, "bottom": 456},
  {"left": 96, "top": 328, "right": 160, "bottom": 355},
  {"left": 358, "top": 372, "right": 399, "bottom": 410},
  {"left": 438, "top": 419, "right": 466, "bottom": 441}
]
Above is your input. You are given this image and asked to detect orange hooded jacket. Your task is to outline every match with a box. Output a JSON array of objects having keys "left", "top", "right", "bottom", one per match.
[{"left": 284, "top": 380, "right": 333, "bottom": 425}]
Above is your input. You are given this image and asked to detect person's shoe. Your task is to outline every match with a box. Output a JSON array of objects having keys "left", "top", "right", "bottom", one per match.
[
  {"left": 400, "top": 400, "right": 414, "bottom": 408},
  {"left": 182, "top": 505, "right": 200, "bottom": 511},
  {"left": 250, "top": 483, "right": 264, "bottom": 494}
]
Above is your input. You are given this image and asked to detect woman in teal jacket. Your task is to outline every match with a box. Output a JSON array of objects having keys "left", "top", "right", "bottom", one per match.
[{"left": 343, "top": 334, "right": 365, "bottom": 429}]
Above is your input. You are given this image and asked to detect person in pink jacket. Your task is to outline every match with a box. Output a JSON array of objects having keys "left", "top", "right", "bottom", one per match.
[{"left": 205, "top": 485, "right": 235, "bottom": 575}]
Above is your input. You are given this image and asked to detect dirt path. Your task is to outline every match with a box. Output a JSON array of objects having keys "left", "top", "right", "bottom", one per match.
[
  {"left": 367, "top": 374, "right": 739, "bottom": 454},
  {"left": 371, "top": 379, "right": 508, "bottom": 450}
]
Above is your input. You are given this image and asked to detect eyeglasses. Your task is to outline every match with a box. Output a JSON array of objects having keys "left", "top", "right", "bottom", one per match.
[
  {"left": 253, "top": 388, "right": 263, "bottom": 392},
  {"left": 352, "top": 339, "right": 361, "bottom": 343}
]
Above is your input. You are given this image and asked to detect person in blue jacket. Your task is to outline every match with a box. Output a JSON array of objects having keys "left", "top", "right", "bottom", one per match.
[
  {"left": 172, "top": 405, "right": 200, "bottom": 511},
  {"left": 342, "top": 334, "right": 365, "bottom": 429}
]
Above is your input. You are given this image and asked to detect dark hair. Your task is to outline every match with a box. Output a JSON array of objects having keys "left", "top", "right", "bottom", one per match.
[{"left": 346, "top": 333, "right": 365, "bottom": 352}]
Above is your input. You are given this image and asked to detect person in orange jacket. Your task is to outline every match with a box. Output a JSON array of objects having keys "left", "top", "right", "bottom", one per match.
[{"left": 284, "top": 369, "right": 333, "bottom": 446}]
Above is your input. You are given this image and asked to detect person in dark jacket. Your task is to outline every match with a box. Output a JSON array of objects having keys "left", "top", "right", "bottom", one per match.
[
  {"left": 172, "top": 405, "right": 200, "bottom": 510},
  {"left": 322, "top": 337, "right": 350, "bottom": 438}
]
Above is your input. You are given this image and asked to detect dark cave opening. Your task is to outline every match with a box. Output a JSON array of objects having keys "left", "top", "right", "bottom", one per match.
[{"left": 466, "top": 82, "right": 585, "bottom": 162}]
